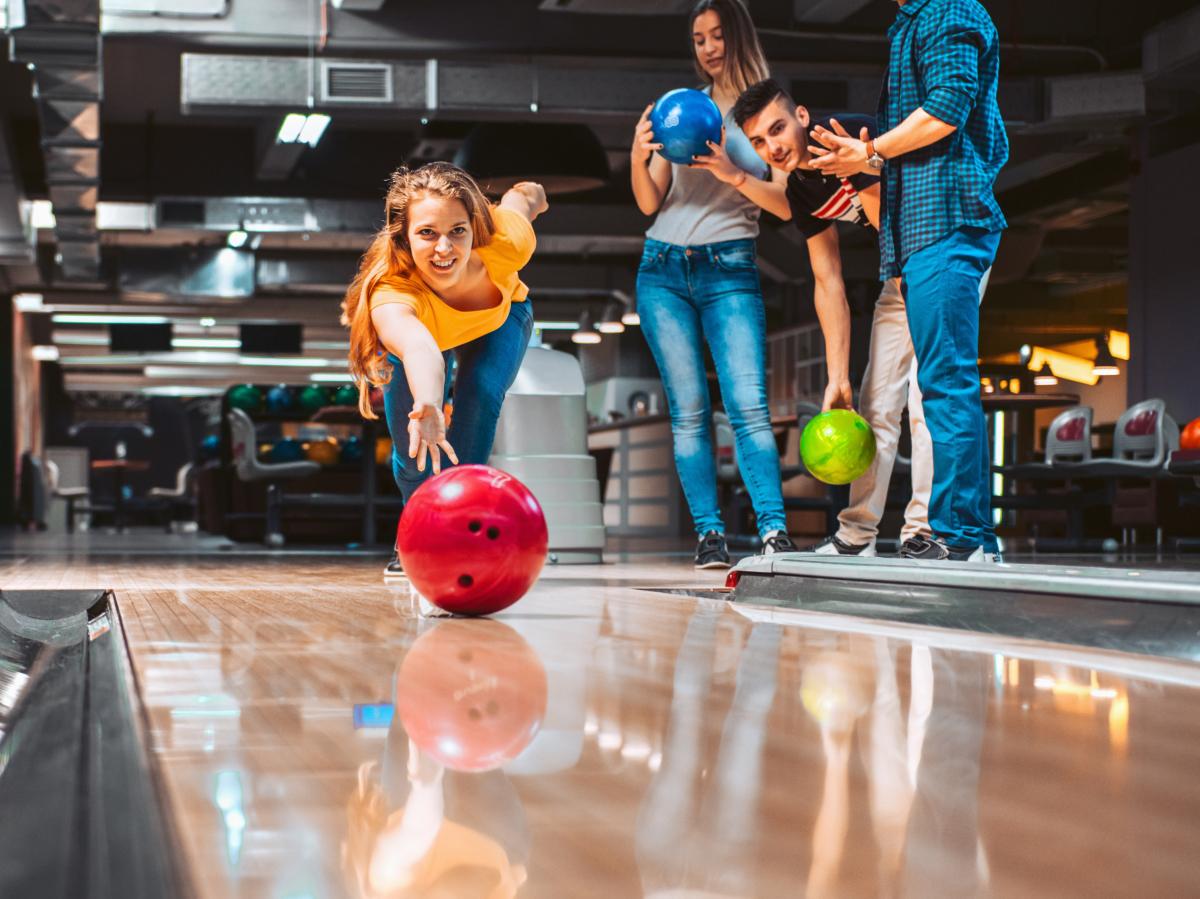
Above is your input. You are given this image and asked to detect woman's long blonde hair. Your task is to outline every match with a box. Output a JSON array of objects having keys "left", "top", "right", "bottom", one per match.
[
  {"left": 689, "top": 0, "right": 769, "bottom": 96},
  {"left": 341, "top": 162, "right": 495, "bottom": 418}
]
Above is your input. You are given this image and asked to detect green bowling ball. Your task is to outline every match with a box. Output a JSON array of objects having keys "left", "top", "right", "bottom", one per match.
[
  {"left": 296, "top": 385, "right": 330, "bottom": 416},
  {"left": 332, "top": 384, "right": 359, "bottom": 407},
  {"left": 800, "top": 409, "right": 876, "bottom": 485},
  {"left": 227, "top": 383, "right": 264, "bottom": 413}
]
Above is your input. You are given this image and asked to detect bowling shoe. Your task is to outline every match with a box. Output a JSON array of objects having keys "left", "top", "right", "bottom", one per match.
[
  {"left": 694, "top": 531, "right": 731, "bottom": 569},
  {"left": 762, "top": 531, "right": 799, "bottom": 554},
  {"left": 897, "top": 535, "right": 995, "bottom": 563},
  {"left": 805, "top": 534, "right": 876, "bottom": 556},
  {"left": 384, "top": 551, "right": 406, "bottom": 579}
]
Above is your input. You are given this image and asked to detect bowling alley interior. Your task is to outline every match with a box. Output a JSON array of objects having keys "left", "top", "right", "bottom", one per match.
[{"left": 2, "top": 1, "right": 1200, "bottom": 897}]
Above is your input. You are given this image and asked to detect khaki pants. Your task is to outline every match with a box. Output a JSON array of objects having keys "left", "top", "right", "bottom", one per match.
[{"left": 837, "top": 278, "right": 931, "bottom": 545}]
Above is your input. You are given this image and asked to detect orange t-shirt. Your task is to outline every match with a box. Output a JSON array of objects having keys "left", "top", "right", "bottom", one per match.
[{"left": 368, "top": 205, "right": 535, "bottom": 351}]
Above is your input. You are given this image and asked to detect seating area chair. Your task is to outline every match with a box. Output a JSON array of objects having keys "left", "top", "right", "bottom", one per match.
[
  {"left": 148, "top": 462, "right": 197, "bottom": 532},
  {"left": 227, "top": 408, "right": 320, "bottom": 546},
  {"left": 1068, "top": 399, "right": 1176, "bottom": 476},
  {"left": 44, "top": 458, "right": 92, "bottom": 534}
]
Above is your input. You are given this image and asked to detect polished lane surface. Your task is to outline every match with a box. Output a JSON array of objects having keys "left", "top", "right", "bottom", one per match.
[{"left": 3, "top": 551, "right": 1199, "bottom": 898}]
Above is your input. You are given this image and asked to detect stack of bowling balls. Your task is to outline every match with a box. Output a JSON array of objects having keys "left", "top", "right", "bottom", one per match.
[
  {"left": 396, "top": 465, "right": 548, "bottom": 616},
  {"left": 800, "top": 409, "right": 877, "bottom": 485}
]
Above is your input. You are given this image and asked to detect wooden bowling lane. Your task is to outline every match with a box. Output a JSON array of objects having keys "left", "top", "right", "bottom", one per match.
[{"left": 50, "top": 553, "right": 1200, "bottom": 898}]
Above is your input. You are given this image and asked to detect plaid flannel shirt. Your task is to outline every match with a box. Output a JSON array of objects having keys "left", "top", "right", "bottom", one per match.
[{"left": 877, "top": 0, "right": 1008, "bottom": 279}]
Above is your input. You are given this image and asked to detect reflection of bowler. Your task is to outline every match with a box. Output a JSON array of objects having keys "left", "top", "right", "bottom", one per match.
[{"left": 809, "top": 0, "right": 1008, "bottom": 562}]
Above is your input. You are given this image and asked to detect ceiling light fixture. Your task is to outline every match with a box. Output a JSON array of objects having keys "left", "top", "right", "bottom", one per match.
[
  {"left": 571, "top": 312, "right": 601, "bottom": 345},
  {"left": 1033, "top": 362, "right": 1058, "bottom": 387},
  {"left": 1092, "top": 335, "right": 1120, "bottom": 377},
  {"left": 276, "top": 113, "right": 331, "bottom": 148}
]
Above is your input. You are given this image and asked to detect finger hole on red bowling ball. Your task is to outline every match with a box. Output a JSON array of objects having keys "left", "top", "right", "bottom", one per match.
[
  {"left": 458, "top": 573, "right": 473, "bottom": 587},
  {"left": 468, "top": 520, "right": 482, "bottom": 533},
  {"left": 486, "top": 526, "right": 500, "bottom": 540},
  {"left": 485, "top": 700, "right": 499, "bottom": 716},
  {"left": 458, "top": 649, "right": 472, "bottom": 662},
  {"left": 468, "top": 707, "right": 482, "bottom": 721}
]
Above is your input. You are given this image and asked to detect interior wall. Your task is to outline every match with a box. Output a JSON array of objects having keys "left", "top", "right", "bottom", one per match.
[{"left": 1128, "top": 135, "right": 1200, "bottom": 425}]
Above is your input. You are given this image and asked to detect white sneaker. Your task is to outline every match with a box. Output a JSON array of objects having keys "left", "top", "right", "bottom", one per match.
[{"left": 806, "top": 534, "right": 877, "bottom": 557}]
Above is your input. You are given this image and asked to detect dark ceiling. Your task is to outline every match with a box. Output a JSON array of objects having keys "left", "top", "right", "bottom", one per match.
[{"left": 2, "top": 0, "right": 1200, "bottom": 369}]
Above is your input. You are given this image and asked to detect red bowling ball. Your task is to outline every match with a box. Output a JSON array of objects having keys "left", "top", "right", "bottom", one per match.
[
  {"left": 396, "top": 464, "right": 548, "bottom": 615},
  {"left": 1182, "top": 416, "right": 1200, "bottom": 451},
  {"left": 395, "top": 619, "right": 548, "bottom": 772}
]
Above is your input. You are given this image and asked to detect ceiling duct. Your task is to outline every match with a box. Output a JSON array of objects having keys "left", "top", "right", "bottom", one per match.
[
  {"left": 537, "top": 0, "right": 691, "bottom": 13},
  {"left": 9, "top": 0, "right": 103, "bottom": 281},
  {"left": 455, "top": 122, "right": 610, "bottom": 196},
  {"left": 1144, "top": 4, "right": 1200, "bottom": 91},
  {"left": 791, "top": 0, "right": 873, "bottom": 24}
]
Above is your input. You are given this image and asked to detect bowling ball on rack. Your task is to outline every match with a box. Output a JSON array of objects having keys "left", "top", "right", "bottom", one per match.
[
  {"left": 395, "top": 619, "right": 548, "bottom": 772},
  {"left": 270, "top": 437, "right": 306, "bottom": 463},
  {"left": 375, "top": 436, "right": 393, "bottom": 466},
  {"left": 227, "top": 383, "right": 264, "bottom": 413},
  {"left": 800, "top": 409, "right": 877, "bottom": 485},
  {"left": 396, "top": 465, "right": 548, "bottom": 616},
  {"left": 296, "top": 385, "right": 330, "bottom": 416},
  {"left": 650, "top": 88, "right": 723, "bottom": 165},
  {"left": 339, "top": 435, "right": 364, "bottom": 465},
  {"left": 200, "top": 433, "right": 220, "bottom": 460},
  {"left": 304, "top": 438, "right": 340, "bottom": 466},
  {"left": 1182, "top": 416, "right": 1200, "bottom": 451},
  {"left": 332, "top": 384, "right": 359, "bottom": 407},
  {"left": 265, "top": 384, "right": 294, "bottom": 414}
]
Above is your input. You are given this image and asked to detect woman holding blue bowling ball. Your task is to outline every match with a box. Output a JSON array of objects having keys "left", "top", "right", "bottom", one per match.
[{"left": 629, "top": 0, "right": 796, "bottom": 569}]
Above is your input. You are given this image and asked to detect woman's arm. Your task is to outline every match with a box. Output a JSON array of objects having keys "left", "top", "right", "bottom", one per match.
[
  {"left": 370, "top": 303, "right": 457, "bottom": 472},
  {"left": 688, "top": 136, "right": 792, "bottom": 219},
  {"left": 630, "top": 103, "right": 672, "bottom": 215},
  {"left": 499, "top": 181, "right": 549, "bottom": 223}
]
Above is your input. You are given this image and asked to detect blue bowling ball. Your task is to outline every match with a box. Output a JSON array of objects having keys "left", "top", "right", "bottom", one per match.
[
  {"left": 200, "top": 434, "right": 220, "bottom": 460},
  {"left": 650, "top": 88, "right": 723, "bottom": 165},
  {"left": 270, "top": 437, "right": 306, "bottom": 463},
  {"left": 340, "top": 436, "right": 364, "bottom": 465},
  {"left": 266, "top": 384, "right": 294, "bottom": 414}
]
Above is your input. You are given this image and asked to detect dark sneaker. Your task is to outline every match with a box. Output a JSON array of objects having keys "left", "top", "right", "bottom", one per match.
[
  {"left": 384, "top": 551, "right": 406, "bottom": 579},
  {"left": 694, "top": 531, "right": 731, "bottom": 570},
  {"left": 806, "top": 534, "right": 877, "bottom": 557},
  {"left": 762, "top": 531, "right": 799, "bottom": 554},
  {"left": 898, "top": 535, "right": 990, "bottom": 563}
]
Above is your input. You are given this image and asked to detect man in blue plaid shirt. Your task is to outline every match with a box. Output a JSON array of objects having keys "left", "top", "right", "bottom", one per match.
[{"left": 807, "top": 0, "right": 1007, "bottom": 562}]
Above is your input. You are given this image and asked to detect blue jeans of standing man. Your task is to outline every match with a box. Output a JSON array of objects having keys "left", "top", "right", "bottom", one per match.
[
  {"left": 637, "top": 237, "right": 786, "bottom": 540},
  {"left": 382, "top": 298, "right": 533, "bottom": 503},
  {"left": 902, "top": 227, "right": 1002, "bottom": 552}
]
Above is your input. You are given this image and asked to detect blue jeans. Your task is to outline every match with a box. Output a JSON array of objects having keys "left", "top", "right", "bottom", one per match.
[
  {"left": 902, "top": 227, "right": 1002, "bottom": 551},
  {"left": 382, "top": 298, "right": 533, "bottom": 503},
  {"left": 637, "top": 237, "right": 785, "bottom": 539}
]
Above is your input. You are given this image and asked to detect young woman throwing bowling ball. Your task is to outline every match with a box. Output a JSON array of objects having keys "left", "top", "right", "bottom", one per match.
[
  {"left": 630, "top": 0, "right": 797, "bottom": 569},
  {"left": 341, "top": 162, "right": 548, "bottom": 578}
]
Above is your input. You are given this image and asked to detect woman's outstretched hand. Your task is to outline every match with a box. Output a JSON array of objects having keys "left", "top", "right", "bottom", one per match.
[{"left": 407, "top": 402, "right": 458, "bottom": 474}]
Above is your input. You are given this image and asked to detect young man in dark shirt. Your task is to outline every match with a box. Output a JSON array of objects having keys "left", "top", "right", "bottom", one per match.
[{"left": 732, "top": 79, "right": 935, "bottom": 558}]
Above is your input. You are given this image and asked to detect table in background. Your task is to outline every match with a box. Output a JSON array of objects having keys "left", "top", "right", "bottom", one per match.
[{"left": 91, "top": 459, "right": 151, "bottom": 531}]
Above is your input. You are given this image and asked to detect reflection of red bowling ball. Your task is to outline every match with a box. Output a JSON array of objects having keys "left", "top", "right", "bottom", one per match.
[
  {"left": 396, "top": 465, "right": 548, "bottom": 616},
  {"left": 1182, "top": 417, "right": 1200, "bottom": 451},
  {"left": 396, "top": 620, "right": 548, "bottom": 772}
]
